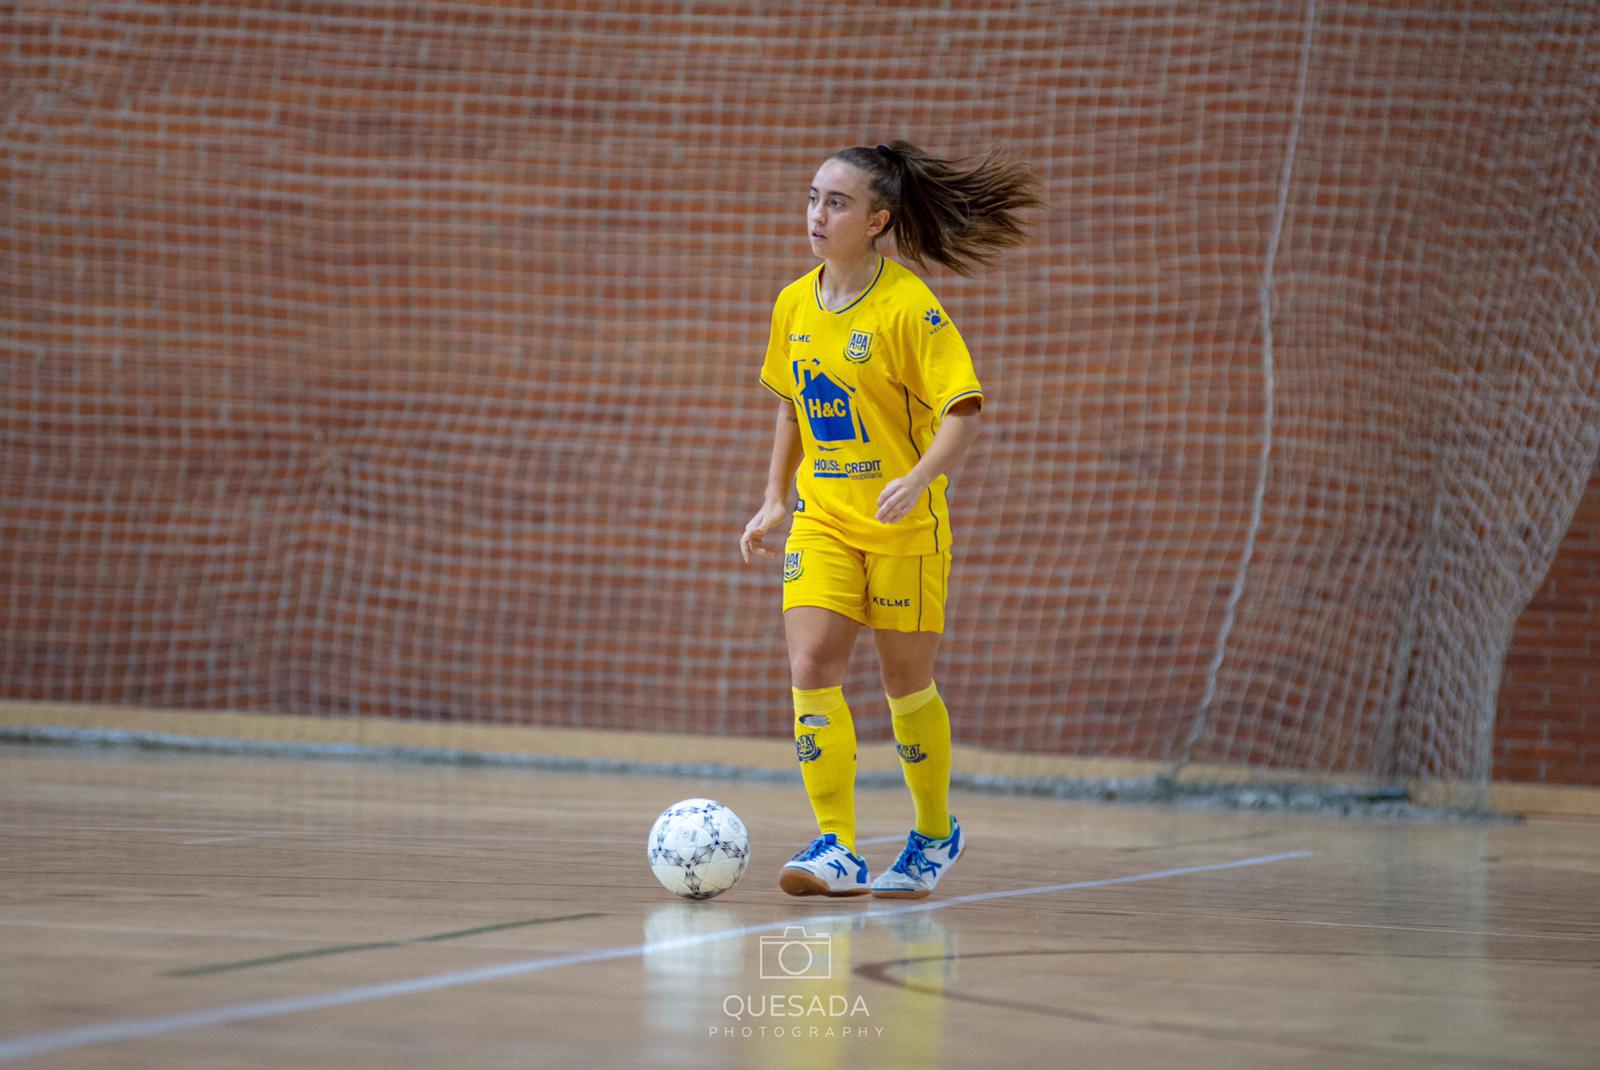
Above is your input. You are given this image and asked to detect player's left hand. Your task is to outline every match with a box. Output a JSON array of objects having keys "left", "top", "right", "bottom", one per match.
[{"left": 876, "top": 475, "right": 930, "bottom": 525}]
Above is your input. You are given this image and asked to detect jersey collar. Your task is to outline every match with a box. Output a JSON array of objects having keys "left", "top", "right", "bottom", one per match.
[{"left": 813, "top": 257, "right": 886, "bottom": 315}]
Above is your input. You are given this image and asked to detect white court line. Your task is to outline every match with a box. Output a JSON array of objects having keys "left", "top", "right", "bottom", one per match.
[{"left": 0, "top": 850, "right": 1311, "bottom": 1063}]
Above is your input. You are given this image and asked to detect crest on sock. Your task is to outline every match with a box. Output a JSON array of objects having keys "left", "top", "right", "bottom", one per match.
[{"left": 796, "top": 734, "right": 822, "bottom": 762}]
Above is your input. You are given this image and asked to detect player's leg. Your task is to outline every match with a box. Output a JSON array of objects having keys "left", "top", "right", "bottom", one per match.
[
  {"left": 777, "top": 531, "right": 871, "bottom": 896},
  {"left": 875, "top": 628, "right": 951, "bottom": 840},
  {"left": 867, "top": 551, "right": 963, "bottom": 899},
  {"left": 785, "top": 604, "right": 860, "bottom": 690}
]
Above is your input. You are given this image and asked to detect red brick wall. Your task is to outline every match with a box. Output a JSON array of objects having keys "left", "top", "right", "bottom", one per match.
[
  {"left": 1496, "top": 465, "right": 1600, "bottom": 784},
  {"left": 3, "top": 2, "right": 1597, "bottom": 785}
]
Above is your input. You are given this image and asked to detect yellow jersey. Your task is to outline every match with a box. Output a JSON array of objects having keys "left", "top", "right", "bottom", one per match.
[{"left": 760, "top": 257, "right": 983, "bottom": 556}]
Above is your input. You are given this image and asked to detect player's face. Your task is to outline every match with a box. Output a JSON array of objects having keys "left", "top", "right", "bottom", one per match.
[{"left": 808, "top": 159, "right": 888, "bottom": 262}]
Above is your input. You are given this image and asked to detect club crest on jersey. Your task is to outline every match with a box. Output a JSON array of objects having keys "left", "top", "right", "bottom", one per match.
[
  {"left": 844, "top": 329, "right": 874, "bottom": 364},
  {"left": 784, "top": 551, "right": 803, "bottom": 582},
  {"left": 897, "top": 742, "right": 927, "bottom": 764},
  {"left": 796, "top": 734, "right": 821, "bottom": 762}
]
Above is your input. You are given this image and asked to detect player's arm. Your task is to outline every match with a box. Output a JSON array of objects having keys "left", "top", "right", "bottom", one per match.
[
  {"left": 876, "top": 397, "right": 982, "bottom": 524},
  {"left": 741, "top": 402, "right": 803, "bottom": 562}
]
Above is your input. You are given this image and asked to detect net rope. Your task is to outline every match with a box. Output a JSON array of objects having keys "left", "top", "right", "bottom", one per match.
[{"left": 4, "top": 1, "right": 1598, "bottom": 790}]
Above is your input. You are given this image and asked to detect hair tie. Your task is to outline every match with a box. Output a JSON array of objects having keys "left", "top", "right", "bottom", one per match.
[{"left": 874, "top": 143, "right": 893, "bottom": 158}]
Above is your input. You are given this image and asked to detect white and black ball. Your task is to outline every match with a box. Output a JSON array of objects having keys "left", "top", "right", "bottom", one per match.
[{"left": 647, "top": 798, "right": 750, "bottom": 899}]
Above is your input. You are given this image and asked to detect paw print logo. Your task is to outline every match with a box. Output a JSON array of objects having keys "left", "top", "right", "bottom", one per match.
[{"left": 924, "top": 308, "right": 943, "bottom": 327}]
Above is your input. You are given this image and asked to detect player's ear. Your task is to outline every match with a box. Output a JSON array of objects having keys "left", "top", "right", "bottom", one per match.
[{"left": 867, "top": 208, "right": 890, "bottom": 240}]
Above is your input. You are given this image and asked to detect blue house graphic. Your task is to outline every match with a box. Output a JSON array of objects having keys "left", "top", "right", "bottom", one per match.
[{"left": 796, "top": 366, "right": 869, "bottom": 444}]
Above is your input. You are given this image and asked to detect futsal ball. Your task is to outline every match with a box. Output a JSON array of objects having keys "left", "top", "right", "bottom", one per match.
[{"left": 647, "top": 798, "right": 750, "bottom": 900}]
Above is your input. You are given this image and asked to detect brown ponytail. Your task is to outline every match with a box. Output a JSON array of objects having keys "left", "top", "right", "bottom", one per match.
[{"left": 833, "top": 140, "right": 1042, "bottom": 276}]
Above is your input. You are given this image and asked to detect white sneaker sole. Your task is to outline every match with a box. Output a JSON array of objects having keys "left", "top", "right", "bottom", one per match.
[{"left": 779, "top": 868, "right": 871, "bottom": 897}]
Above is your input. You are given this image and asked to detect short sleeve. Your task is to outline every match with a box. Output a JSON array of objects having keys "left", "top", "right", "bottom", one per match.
[
  {"left": 758, "top": 296, "right": 793, "bottom": 401},
  {"left": 900, "top": 303, "right": 983, "bottom": 421}
]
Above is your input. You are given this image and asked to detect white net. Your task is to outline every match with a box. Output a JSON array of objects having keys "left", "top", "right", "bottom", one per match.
[{"left": 3, "top": 1, "right": 1597, "bottom": 792}]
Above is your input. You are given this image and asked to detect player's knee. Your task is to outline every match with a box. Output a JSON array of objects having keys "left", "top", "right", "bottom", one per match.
[
  {"left": 789, "top": 652, "right": 846, "bottom": 691},
  {"left": 879, "top": 665, "right": 934, "bottom": 699}
]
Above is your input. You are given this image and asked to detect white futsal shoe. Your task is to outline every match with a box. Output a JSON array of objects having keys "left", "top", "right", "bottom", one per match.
[
  {"left": 779, "top": 833, "right": 871, "bottom": 897},
  {"left": 870, "top": 817, "right": 963, "bottom": 899}
]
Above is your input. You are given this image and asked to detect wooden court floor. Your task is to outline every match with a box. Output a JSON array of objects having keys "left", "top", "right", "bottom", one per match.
[{"left": 2, "top": 746, "right": 1599, "bottom": 1068}]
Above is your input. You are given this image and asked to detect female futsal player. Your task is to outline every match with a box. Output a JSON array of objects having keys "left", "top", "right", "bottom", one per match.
[{"left": 740, "top": 141, "right": 1039, "bottom": 898}]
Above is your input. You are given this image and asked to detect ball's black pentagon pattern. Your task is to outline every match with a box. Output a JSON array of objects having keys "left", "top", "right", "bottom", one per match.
[{"left": 646, "top": 799, "right": 750, "bottom": 899}]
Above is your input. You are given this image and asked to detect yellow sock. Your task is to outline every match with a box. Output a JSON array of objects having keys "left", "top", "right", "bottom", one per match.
[
  {"left": 793, "top": 686, "right": 857, "bottom": 853},
  {"left": 887, "top": 681, "right": 952, "bottom": 839}
]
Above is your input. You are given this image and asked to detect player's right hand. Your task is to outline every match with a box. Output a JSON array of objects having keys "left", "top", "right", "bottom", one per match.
[{"left": 740, "top": 501, "right": 788, "bottom": 563}]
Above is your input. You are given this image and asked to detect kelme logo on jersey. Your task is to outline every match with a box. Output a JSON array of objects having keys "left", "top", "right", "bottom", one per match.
[
  {"left": 897, "top": 742, "right": 927, "bottom": 764},
  {"left": 844, "top": 329, "right": 874, "bottom": 364},
  {"left": 796, "top": 734, "right": 821, "bottom": 762},
  {"left": 925, "top": 308, "right": 948, "bottom": 334},
  {"left": 783, "top": 550, "right": 803, "bottom": 582}
]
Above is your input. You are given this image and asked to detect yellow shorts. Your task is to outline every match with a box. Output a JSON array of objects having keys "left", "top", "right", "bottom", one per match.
[{"left": 782, "top": 523, "right": 952, "bottom": 634}]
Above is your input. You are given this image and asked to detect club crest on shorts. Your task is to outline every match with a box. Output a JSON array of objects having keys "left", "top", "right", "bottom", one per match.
[
  {"left": 783, "top": 550, "right": 803, "bottom": 582},
  {"left": 897, "top": 742, "right": 927, "bottom": 764},
  {"left": 796, "top": 734, "right": 821, "bottom": 762},
  {"left": 844, "top": 329, "right": 873, "bottom": 364}
]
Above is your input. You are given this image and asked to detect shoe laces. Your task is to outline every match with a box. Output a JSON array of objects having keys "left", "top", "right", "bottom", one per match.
[
  {"left": 890, "top": 834, "right": 941, "bottom": 879},
  {"left": 791, "top": 835, "right": 839, "bottom": 862}
]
